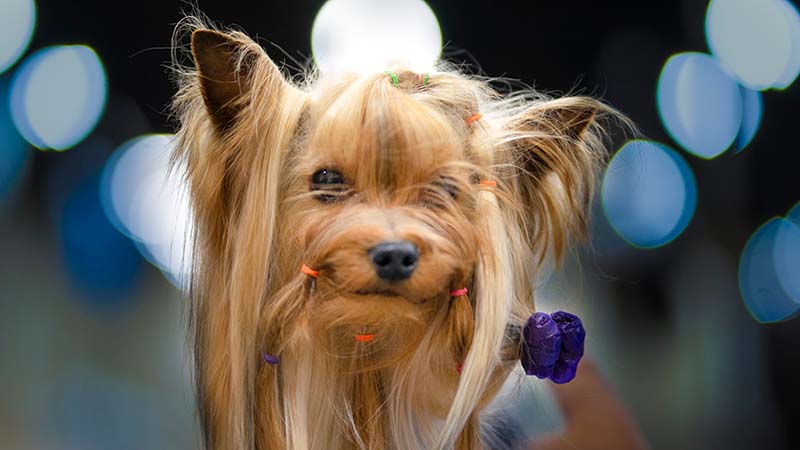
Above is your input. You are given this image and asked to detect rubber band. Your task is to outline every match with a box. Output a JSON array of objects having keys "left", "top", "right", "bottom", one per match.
[
  {"left": 262, "top": 353, "right": 280, "bottom": 365},
  {"left": 355, "top": 334, "right": 376, "bottom": 342},
  {"left": 301, "top": 264, "right": 319, "bottom": 278},
  {"left": 456, "top": 363, "right": 464, "bottom": 373},
  {"left": 465, "top": 113, "right": 483, "bottom": 124},
  {"left": 479, "top": 180, "right": 497, "bottom": 188},
  {"left": 421, "top": 73, "right": 429, "bottom": 86},
  {"left": 385, "top": 70, "right": 399, "bottom": 87},
  {"left": 449, "top": 287, "right": 468, "bottom": 297}
]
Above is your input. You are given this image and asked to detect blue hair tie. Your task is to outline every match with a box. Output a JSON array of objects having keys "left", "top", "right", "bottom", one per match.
[
  {"left": 520, "top": 311, "right": 586, "bottom": 384},
  {"left": 262, "top": 352, "right": 280, "bottom": 365}
]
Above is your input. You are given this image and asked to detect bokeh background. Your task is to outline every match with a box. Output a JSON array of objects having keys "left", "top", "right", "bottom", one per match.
[{"left": 1, "top": 0, "right": 799, "bottom": 449}]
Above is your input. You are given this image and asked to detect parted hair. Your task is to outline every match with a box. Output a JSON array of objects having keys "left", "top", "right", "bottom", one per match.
[{"left": 171, "top": 16, "right": 625, "bottom": 450}]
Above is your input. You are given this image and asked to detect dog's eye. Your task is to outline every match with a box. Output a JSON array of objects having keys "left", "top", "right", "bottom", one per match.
[
  {"left": 312, "top": 168, "right": 345, "bottom": 186},
  {"left": 310, "top": 168, "right": 347, "bottom": 203},
  {"left": 432, "top": 176, "right": 459, "bottom": 200},
  {"left": 422, "top": 176, "right": 460, "bottom": 210}
]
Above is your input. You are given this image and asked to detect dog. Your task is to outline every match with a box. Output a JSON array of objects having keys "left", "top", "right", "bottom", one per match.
[{"left": 171, "top": 18, "right": 622, "bottom": 450}]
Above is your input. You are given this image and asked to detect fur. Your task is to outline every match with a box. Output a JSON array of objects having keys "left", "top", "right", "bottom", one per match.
[{"left": 171, "top": 17, "right": 626, "bottom": 450}]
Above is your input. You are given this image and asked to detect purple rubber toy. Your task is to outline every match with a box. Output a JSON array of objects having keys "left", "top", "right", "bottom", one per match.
[{"left": 521, "top": 311, "right": 585, "bottom": 384}]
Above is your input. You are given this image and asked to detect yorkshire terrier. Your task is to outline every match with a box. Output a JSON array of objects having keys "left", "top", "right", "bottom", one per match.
[{"left": 172, "top": 18, "right": 623, "bottom": 450}]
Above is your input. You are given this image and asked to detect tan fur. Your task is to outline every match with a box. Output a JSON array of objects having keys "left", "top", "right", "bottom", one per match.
[{"left": 171, "top": 17, "right": 627, "bottom": 450}]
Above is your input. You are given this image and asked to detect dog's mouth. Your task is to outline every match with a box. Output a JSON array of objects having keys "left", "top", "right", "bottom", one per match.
[
  {"left": 354, "top": 289, "right": 398, "bottom": 297},
  {"left": 321, "top": 269, "right": 457, "bottom": 304},
  {"left": 350, "top": 286, "right": 440, "bottom": 305}
]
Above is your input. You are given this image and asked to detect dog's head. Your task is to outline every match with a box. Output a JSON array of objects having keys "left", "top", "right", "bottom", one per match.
[{"left": 174, "top": 24, "right": 619, "bottom": 450}]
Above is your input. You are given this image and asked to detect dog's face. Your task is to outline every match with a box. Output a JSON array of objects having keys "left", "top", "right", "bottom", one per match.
[
  {"left": 175, "top": 27, "right": 613, "bottom": 450},
  {"left": 282, "top": 76, "right": 491, "bottom": 356},
  {"left": 295, "top": 121, "right": 476, "bottom": 305}
]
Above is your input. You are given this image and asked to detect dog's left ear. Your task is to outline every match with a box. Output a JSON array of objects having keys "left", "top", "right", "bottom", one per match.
[
  {"left": 191, "top": 29, "right": 293, "bottom": 130},
  {"left": 503, "top": 97, "right": 608, "bottom": 261},
  {"left": 507, "top": 98, "right": 599, "bottom": 176}
]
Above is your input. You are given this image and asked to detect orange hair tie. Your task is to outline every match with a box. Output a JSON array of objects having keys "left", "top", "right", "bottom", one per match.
[
  {"left": 479, "top": 180, "right": 497, "bottom": 188},
  {"left": 355, "top": 334, "right": 376, "bottom": 342},
  {"left": 300, "top": 264, "right": 319, "bottom": 278},
  {"left": 465, "top": 113, "right": 483, "bottom": 124}
]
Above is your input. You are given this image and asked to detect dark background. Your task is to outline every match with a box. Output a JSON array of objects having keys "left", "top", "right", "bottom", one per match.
[{"left": 2, "top": 1, "right": 799, "bottom": 449}]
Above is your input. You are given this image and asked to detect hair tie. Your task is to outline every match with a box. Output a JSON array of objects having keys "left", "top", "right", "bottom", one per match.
[
  {"left": 479, "top": 180, "right": 497, "bottom": 188},
  {"left": 262, "top": 352, "right": 280, "bottom": 365},
  {"left": 449, "top": 287, "right": 468, "bottom": 297},
  {"left": 419, "top": 73, "right": 430, "bottom": 86},
  {"left": 385, "top": 70, "right": 399, "bottom": 87},
  {"left": 301, "top": 264, "right": 319, "bottom": 278},
  {"left": 520, "top": 311, "right": 585, "bottom": 384},
  {"left": 355, "top": 334, "right": 376, "bottom": 342},
  {"left": 465, "top": 113, "right": 483, "bottom": 124}
]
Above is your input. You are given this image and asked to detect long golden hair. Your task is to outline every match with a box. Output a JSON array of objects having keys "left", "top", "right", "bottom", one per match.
[{"left": 171, "top": 17, "right": 624, "bottom": 450}]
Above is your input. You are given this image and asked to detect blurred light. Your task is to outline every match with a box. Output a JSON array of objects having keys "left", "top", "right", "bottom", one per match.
[
  {"left": 774, "top": 221, "right": 800, "bottom": 308},
  {"left": 60, "top": 174, "right": 141, "bottom": 307},
  {"left": 775, "top": 202, "right": 800, "bottom": 304},
  {"left": 602, "top": 140, "right": 697, "bottom": 248},
  {"left": 0, "top": 0, "right": 36, "bottom": 74},
  {"left": 705, "top": 0, "right": 797, "bottom": 90},
  {"left": 739, "top": 217, "right": 800, "bottom": 323},
  {"left": 774, "top": 0, "right": 800, "bottom": 89},
  {"left": 734, "top": 86, "right": 763, "bottom": 152},
  {"left": 311, "top": 0, "right": 442, "bottom": 74},
  {"left": 10, "top": 45, "right": 107, "bottom": 150},
  {"left": 101, "top": 134, "right": 193, "bottom": 287},
  {"left": 657, "top": 52, "right": 742, "bottom": 159},
  {"left": 0, "top": 76, "right": 30, "bottom": 203},
  {"left": 788, "top": 201, "right": 800, "bottom": 226}
]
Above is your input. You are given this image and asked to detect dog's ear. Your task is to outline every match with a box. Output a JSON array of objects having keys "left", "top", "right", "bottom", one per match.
[
  {"left": 508, "top": 98, "right": 599, "bottom": 177},
  {"left": 191, "top": 29, "right": 290, "bottom": 130},
  {"left": 502, "top": 97, "right": 609, "bottom": 262}
]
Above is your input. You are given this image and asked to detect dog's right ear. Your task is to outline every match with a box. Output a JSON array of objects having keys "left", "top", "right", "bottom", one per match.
[{"left": 191, "top": 29, "right": 292, "bottom": 130}]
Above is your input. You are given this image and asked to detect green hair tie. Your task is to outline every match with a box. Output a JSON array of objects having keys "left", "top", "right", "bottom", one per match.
[
  {"left": 385, "top": 70, "right": 400, "bottom": 87},
  {"left": 422, "top": 73, "right": 429, "bottom": 86}
]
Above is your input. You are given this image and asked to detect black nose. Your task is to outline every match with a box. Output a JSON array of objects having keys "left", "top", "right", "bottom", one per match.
[{"left": 368, "top": 241, "right": 419, "bottom": 282}]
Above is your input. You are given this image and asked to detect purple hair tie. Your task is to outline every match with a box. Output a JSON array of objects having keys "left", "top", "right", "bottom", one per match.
[
  {"left": 262, "top": 352, "right": 280, "bottom": 365},
  {"left": 520, "top": 311, "right": 585, "bottom": 384}
]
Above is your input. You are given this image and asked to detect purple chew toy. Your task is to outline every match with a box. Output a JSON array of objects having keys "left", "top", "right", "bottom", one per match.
[{"left": 521, "top": 311, "right": 585, "bottom": 384}]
